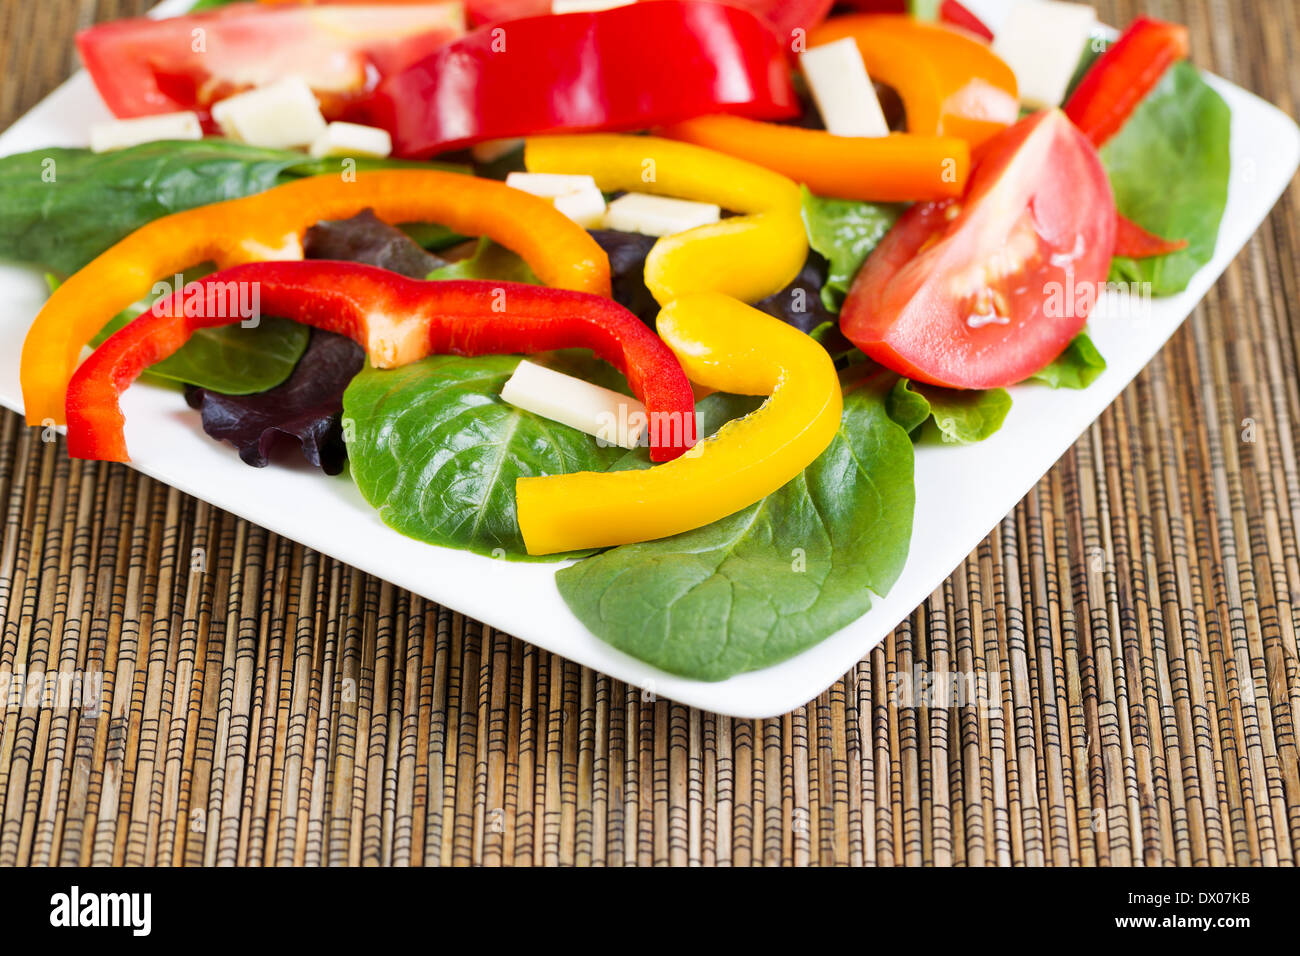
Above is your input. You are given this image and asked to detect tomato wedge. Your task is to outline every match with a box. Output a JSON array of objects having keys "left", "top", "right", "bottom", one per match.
[
  {"left": 840, "top": 110, "right": 1117, "bottom": 389},
  {"left": 76, "top": 2, "right": 464, "bottom": 121}
]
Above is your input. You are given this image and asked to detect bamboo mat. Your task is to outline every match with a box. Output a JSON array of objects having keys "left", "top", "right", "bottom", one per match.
[{"left": 1, "top": 0, "right": 1298, "bottom": 867}]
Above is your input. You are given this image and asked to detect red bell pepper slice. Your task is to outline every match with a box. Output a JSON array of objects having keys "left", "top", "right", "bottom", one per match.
[
  {"left": 1064, "top": 16, "right": 1191, "bottom": 147},
  {"left": 835, "top": 0, "right": 994, "bottom": 40},
  {"left": 467, "top": 0, "right": 835, "bottom": 45},
  {"left": 363, "top": 0, "right": 799, "bottom": 158},
  {"left": 1066, "top": 16, "right": 1193, "bottom": 260},
  {"left": 66, "top": 262, "right": 697, "bottom": 464},
  {"left": 939, "top": 0, "right": 994, "bottom": 41},
  {"left": 1114, "top": 215, "right": 1190, "bottom": 259}
]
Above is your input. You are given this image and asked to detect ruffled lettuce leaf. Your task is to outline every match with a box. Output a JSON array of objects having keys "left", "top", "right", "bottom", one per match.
[
  {"left": 185, "top": 330, "right": 364, "bottom": 474},
  {"left": 1026, "top": 332, "right": 1107, "bottom": 389},
  {"left": 887, "top": 379, "right": 1012, "bottom": 444}
]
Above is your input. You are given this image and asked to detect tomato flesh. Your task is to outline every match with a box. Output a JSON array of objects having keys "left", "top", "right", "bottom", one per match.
[
  {"left": 840, "top": 110, "right": 1116, "bottom": 389},
  {"left": 77, "top": 2, "right": 465, "bottom": 121}
]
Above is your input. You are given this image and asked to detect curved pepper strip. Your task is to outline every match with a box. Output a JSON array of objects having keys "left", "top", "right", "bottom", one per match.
[
  {"left": 1064, "top": 16, "right": 1192, "bottom": 260},
  {"left": 64, "top": 261, "right": 695, "bottom": 464},
  {"left": 515, "top": 294, "right": 842, "bottom": 555},
  {"left": 1114, "top": 215, "right": 1189, "bottom": 259},
  {"left": 21, "top": 169, "right": 609, "bottom": 427},
  {"left": 365, "top": 1, "right": 798, "bottom": 157},
  {"left": 467, "top": 0, "right": 835, "bottom": 49},
  {"left": 810, "top": 14, "right": 1019, "bottom": 149},
  {"left": 661, "top": 116, "right": 969, "bottom": 202},
  {"left": 1065, "top": 16, "right": 1190, "bottom": 148},
  {"left": 525, "top": 135, "right": 806, "bottom": 305}
]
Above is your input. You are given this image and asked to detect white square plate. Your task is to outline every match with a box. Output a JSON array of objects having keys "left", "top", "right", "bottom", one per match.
[{"left": 1, "top": 3, "right": 1297, "bottom": 717}]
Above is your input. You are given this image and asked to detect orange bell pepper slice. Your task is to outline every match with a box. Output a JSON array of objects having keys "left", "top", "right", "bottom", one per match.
[
  {"left": 20, "top": 169, "right": 609, "bottom": 426},
  {"left": 659, "top": 15, "right": 1012, "bottom": 201},
  {"left": 660, "top": 115, "right": 969, "bottom": 202},
  {"left": 810, "top": 14, "right": 1019, "bottom": 149}
]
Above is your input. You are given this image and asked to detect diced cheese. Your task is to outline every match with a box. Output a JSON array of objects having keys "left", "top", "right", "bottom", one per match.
[
  {"left": 505, "top": 172, "right": 599, "bottom": 198},
  {"left": 551, "top": 0, "right": 632, "bottom": 13},
  {"left": 471, "top": 138, "right": 524, "bottom": 163},
  {"left": 89, "top": 111, "right": 203, "bottom": 153},
  {"left": 799, "top": 37, "right": 890, "bottom": 139},
  {"left": 552, "top": 186, "right": 607, "bottom": 228},
  {"left": 506, "top": 172, "right": 607, "bottom": 227},
  {"left": 309, "top": 121, "right": 392, "bottom": 159},
  {"left": 993, "top": 0, "right": 1098, "bottom": 109},
  {"left": 501, "top": 360, "right": 647, "bottom": 450},
  {"left": 602, "top": 192, "right": 720, "bottom": 237},
  {"left": 959, "top": 0, "right": 1013, "bottom": 36},
  {"left": 211, "top": 76, "right": 327, "bottom": 150}
]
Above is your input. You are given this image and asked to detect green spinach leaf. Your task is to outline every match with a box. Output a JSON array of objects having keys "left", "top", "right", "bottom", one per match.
[
  {"left": 1026, "top": 332, "right": 1107, "bottom": 389},
  {"left": 281, "top": 154, "right": 464, "bottom": 179},
  {"left": 555, "top": 375, "right": 916, "bottom": 681},
  {"left": 800, "top": 187, "right": 900, "bottom": 312},
  {"left": 399, "top": 222, "right": 468, "bottom": 251},
  {"left": 0, "top": 139, "right": 467, "bottom": 276},
  {"left": 427, "top": 237, "right": 541, "bottom": 284},
  {"left": 0, "top": 141, "right": 303, "bottom": 275},
  {"left": 342, "top": 353, "right": 629, "bottom": 560},
  {"left": 132, "top": 320, "right": 310, "bottom": 395},
  {"left": 1102, "top": 61, "right": 1231, "bottom": 295}
]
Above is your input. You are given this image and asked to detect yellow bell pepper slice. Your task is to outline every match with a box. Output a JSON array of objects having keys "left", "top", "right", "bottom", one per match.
[
  {"left": 21, "top": 169, "right": 609, "bottom": 426},
  {"left": 524, "top": 134, "right": 807, "bottom": 306},
  {"left": 515, "top": 293, "right": 842, "bottom": 555}
]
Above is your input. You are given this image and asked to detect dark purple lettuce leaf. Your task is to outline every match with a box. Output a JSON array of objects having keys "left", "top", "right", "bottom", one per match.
[
  {"left": 187, "top": 210, "right": 429, "bottom": 473},
  {"left": 588, "top": 229, "right": 659, "bottom": 325},
  {"left": 303, "top": 209, "right": 446, "bottom": 279},
  {"left": 753, "top": 252, "right": 836, "bottom": 333},
  {"left": 590, "top": 225, "right": 835, "bottom": 334},
  {"left": 185, "top": 331, "right": 365, "bottom": 475}
]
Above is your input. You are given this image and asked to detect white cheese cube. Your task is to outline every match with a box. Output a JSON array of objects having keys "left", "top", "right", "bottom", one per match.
[
  {"left": 211, "top": 76, "right": 327, "bottom": 150},
  {"left": 552, "top": 186, "right": 607, "bottom": 228},
  {"left": 958, "top": 0, "right": 1012, "bottom": 36},
  {"left": 551, "top": 0, "right": 632, "bottom": 13},
  {"left": 602, "top": 192, "right": 720, "bottom": 237},
  {"left": 505, "top": 172, "right": 600, "bottom": 198},
  {"left": 501, "top": 360, "right": 647, "bottom": 450},
  {"left": 89, "top": 111, "right": 203, "bottom": 152},
  {"left": 308, "top": 121, "right": 392, "bottom": 159},
  {"left": 993, "top": 1, "right": 1098, "bottom": 108},
  {"left": 506, "top": 173, "right": 607, "bottom": 227},
  {"left": 799, "top": 37, "right": 890, "bottom": 138}
]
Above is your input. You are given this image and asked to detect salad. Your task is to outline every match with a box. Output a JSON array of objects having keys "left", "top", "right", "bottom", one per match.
[{"left": 2, "top": 0, "right": 1230, "bottom": 682}]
